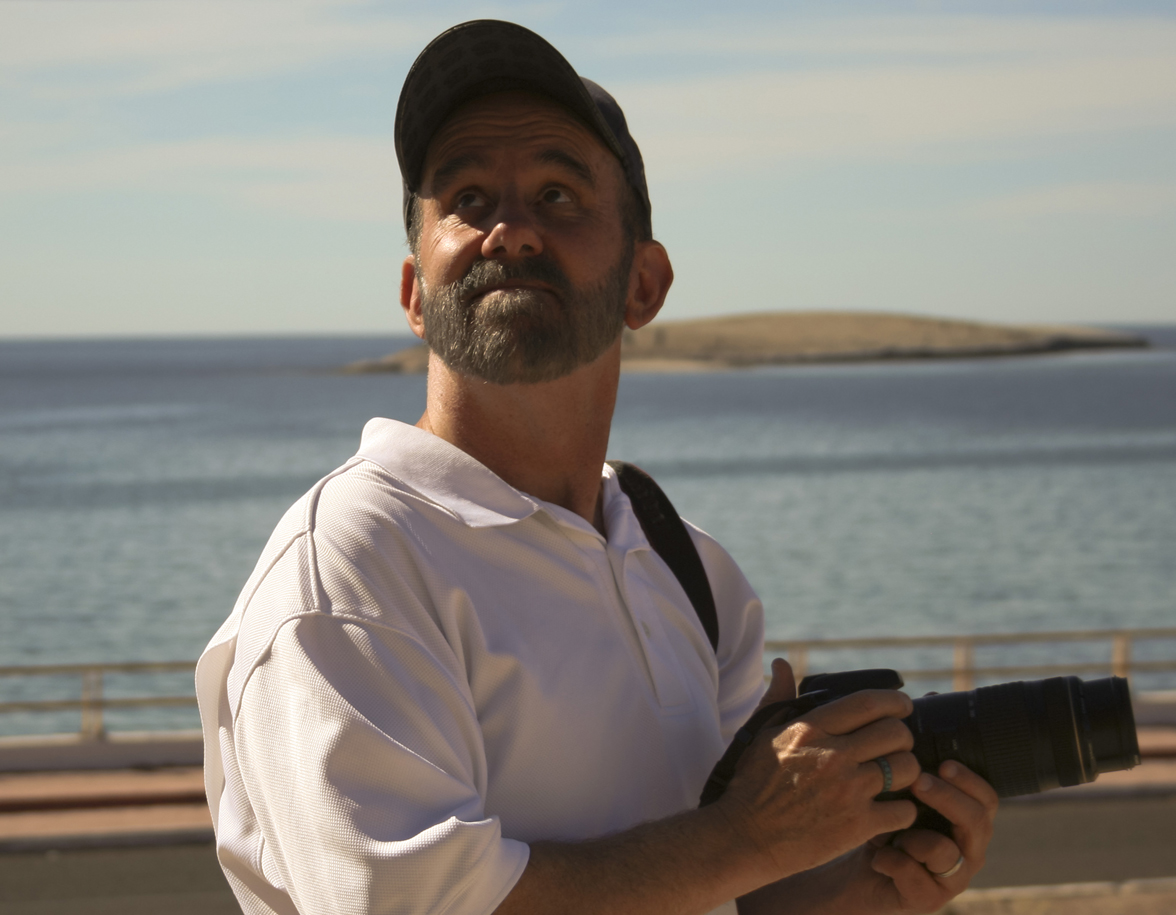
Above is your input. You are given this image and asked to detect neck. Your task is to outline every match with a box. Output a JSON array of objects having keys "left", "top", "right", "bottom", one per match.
[{"left": 416, "top": 342, "right": 621, "bottom": 531}]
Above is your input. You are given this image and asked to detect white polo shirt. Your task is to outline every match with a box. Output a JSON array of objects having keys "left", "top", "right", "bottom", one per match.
[{"left": 197, "top": 418, "right": 765, "bottom": 915}]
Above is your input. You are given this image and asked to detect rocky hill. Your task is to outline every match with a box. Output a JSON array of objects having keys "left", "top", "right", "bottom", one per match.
[{"left": 342, "top": 311, "right": 1146, "bottom": 374}]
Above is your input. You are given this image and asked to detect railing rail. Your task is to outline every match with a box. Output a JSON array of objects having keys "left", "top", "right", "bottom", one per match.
[
  {"left": 765, "top": 626, "right": 1176, "bottom": 691},
  {"left": 1, "top": 628, "right": 1175, "bottom": 740},
  {"left": 0, "top": 661, "right": 196, "bottom": 740}
]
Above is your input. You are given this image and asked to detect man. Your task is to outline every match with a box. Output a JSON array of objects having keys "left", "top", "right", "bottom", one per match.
[{"left": 197, "top": 20, "right": 997, "bottom": 915}]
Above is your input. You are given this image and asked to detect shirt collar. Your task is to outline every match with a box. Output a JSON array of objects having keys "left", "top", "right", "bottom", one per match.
[
  {"left": 356, "top": 418, "right": 541, "bottom": 528},
  {"left": 530, "top": 465, "right": 654, "bottom": 559},
  {"left": 354, "top": 419, "right": 652, "bottom": 553},
  {"left": 599, "top": 467, "right": 652, "bottom": 554}
]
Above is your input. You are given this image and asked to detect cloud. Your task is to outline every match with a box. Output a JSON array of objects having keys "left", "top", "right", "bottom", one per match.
[
  {"left": 592, "top": 16, "right": 1176, "bottom": 181},
  {"left": 0, "top": 136, "right": 399, "bottom": 222},
  {"left": 0, "top": 119, "right": 80, "bottom": 153},
  {"left": 968, "top": 182, "right": 1176, "bottom": 219},
  {"left": 597, "top": 14, "right": 1176, "bottom": 61},
  {"left": 623, "top": 57, "right": 1176, "bottom": 179},
  {"left": 3, "top": 6, "right": 1176, "bottom": 225},
  {"left": 0, "top": 0, "right": 432, "bottom": 97},
  {"left": 0, "top": 0, "right": 416, "bottom": 221}
]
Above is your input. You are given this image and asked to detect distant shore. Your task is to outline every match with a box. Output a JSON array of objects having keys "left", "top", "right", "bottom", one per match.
[{"left": 341, "top": 311, "right": 1148, "bottom": 374}]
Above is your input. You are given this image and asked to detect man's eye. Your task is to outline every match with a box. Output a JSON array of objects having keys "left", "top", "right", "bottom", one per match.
[
  {"left": 541, "top": 187, "right": 572, "bottom": 204},
  {"left": 455, "top": 192, "right": 486, "bottom": 209}
]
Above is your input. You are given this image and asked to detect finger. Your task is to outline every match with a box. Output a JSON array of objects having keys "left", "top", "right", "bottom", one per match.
[
  {"left": 910, "top": 765, "right": 997, "bottom": 860},
  {"left": 870, "top": 794, "right": 918, "bottom": 835},
  {"left": 938, "top": 760, "right": 1000, "bottom": 812},
  {"left": 890, "top": 828, "right": 964, "bottom": 879},
  {"left": 871, "top": 843, "right": 951, "bottom": 910},
  {"left": 803, "top": 689, "right": 914, "bottom": 736},
  {"left": 861, "top": 750, "right": 921, "bottom": 794},
  {"left": 839, "top": 717, "right": 915, "bottom": 764},
  {"left": 759, "top": 658, "right": 797, "bottom": 706}
]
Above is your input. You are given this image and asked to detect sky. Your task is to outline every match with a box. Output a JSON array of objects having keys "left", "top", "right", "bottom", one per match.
[{"left": 2, "top": 0, "right": 1175, "bottom": 338}]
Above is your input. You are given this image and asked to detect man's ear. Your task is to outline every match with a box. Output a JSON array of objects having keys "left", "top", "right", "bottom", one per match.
[
  {"left": 400, "top": 255, "right": 426, "bottom": 340},
  {"left": 624, "top": 241, "right": 674, "bottom": 331}
]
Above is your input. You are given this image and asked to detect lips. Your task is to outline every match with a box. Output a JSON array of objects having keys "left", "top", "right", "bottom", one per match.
[
  {"left": 467, "top": 282, "right": 557, "bottom": 306},
  {"left": 455, "top": 256, "right": 573, "bottom": 307}
]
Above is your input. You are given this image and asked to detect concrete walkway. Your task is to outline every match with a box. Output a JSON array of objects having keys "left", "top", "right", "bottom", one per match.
[
  {"left": 943, "top": 878, "right": 1176, "bottom": 915},
  {"left": 0, "top": 730, "right": 1171, "bottom": 913},
  {"left": 0, "top": 766, "right": 210, "bottom": 851}
]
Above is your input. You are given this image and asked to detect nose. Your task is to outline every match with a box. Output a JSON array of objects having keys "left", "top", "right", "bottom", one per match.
[{"left": 481, "top": 193, "right": 543, "bottom": 259}]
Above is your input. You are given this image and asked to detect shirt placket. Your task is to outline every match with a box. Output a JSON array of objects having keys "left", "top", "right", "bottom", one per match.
[{"left": 604, "top": 546, "right": 694, "bottom": 713}]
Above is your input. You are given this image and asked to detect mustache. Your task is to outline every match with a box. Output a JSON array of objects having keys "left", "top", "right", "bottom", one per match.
[{"left": 451, "top": 255, "right": 573, "bottom": 303}]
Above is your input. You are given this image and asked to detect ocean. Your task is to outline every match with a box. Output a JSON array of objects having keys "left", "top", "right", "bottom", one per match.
[{"left": 2, "top": 330, "right": 1174, "bottom": 733}]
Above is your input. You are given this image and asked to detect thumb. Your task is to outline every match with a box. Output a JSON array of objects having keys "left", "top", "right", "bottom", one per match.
[{"left": 757, "top": 657, "right": 797, "bottom": 708}]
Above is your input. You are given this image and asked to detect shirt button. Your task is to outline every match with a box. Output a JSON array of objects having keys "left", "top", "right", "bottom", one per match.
[{"left": 641, "top": 621, "right": 652, "bottom": 637}]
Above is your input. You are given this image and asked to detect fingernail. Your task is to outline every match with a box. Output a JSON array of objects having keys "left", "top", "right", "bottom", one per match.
[
  {"left": 942, "top": 761, "right": 958, "bottom": 779},
  {"left": 917, "top": 773, "right": 934, "bottom": 792}
]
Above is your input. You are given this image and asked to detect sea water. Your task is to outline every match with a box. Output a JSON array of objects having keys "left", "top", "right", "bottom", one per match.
[{"left": 1, "top": 331, "right": 1174, "bottom": 733}]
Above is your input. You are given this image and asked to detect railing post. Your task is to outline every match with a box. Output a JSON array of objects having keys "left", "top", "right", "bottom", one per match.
[
  {"left": 952, "top": 639, "right": 975, "bottom": 692},
  {"left": 789, "top": 645, "right": 809, "bottom": 685},
  {"left": 80, "top": 667, "right": 105, "bottom": 740},
  {"left": 1111, "top": 633, "right": 1132, "bottom": 680}
]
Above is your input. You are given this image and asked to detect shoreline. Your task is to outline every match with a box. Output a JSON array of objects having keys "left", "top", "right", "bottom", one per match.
[{"left": 342, "top": 311, "right": 1148, "bottom": 375}]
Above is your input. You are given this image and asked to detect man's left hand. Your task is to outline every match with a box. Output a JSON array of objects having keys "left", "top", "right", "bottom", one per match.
[{"left": 858, "top": 759, "right": 998, "bottom": 912}]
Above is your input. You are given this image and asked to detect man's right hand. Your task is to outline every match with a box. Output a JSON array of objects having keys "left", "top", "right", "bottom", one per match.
[
  {"left": 495, "top": 661, "right": 925, "bottom": 915},
  {"left": 716, "top": 660, "right": 921, "bottom": 886}
]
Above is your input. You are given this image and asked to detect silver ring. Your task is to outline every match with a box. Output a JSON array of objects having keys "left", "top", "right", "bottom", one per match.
[
  {"left": 874, "top": 756, "right": 892, "bottom": 794},
  {"left": 931, "top": 854, "right": 966, "bottom": 879}
]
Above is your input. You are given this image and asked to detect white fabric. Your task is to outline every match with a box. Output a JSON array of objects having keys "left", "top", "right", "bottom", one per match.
[{"left": 197, "top": 418, "right": 765, "bottom": 915}]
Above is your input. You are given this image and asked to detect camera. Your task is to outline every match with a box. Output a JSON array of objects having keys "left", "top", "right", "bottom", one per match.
[{"left": 700, "top": 668, "right": 1141, "bottom": 833}]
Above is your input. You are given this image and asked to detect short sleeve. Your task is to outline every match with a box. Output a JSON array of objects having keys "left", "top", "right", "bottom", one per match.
[{"left": 232, "top": 613, "right": 529, "bottom": 915}]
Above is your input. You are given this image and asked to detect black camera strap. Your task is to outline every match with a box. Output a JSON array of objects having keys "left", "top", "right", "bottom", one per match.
[
  {"left": 698, "top": 696, "right": 824, "bottom": 806},
  {"left": 608, "top": 461, "right": 819, "bottom": 808},
  {"left": 700, "top": 674, "right": 905, "bottom": 807},
  {"left": 607, "top": 461, "right": 719, "bottom": 653}
]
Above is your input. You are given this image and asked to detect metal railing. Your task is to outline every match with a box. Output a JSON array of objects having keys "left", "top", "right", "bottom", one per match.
[
  {"left": 765, "top": 627, "right": 1176, "bottom": 691},
  {"left": 0, "top": 661, "right": 196, "bottom": 740},
  {"left": 1, "top": 628, "right": 1174, "bottom": 740}
]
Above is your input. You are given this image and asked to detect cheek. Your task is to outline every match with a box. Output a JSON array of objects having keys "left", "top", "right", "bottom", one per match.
[
  {"left": 423, "top": 224, "right": 481, "bottom": 284},
  {"left": 566, "top": 237, "right": 628, "bottom": 289}
]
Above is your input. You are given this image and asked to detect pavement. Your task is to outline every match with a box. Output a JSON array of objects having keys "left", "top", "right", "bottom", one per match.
[
  {"left": 0, "top": 766, "right": 211, "bottom": 851},
  {"left": 0, "top": 728, "right": 1172, "bottom": 913}
]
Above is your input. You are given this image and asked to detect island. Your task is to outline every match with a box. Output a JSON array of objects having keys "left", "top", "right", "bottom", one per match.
[{"left": 341, "top": 311, "right": 1147, "bottom": 374}]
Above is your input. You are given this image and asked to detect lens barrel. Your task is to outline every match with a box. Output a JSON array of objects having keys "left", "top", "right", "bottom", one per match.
[{"left": 905, "top": 675, "right": 1141, "bottom": 798}]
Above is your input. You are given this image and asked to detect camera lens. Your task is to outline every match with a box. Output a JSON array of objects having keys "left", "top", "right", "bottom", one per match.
[{"left": 906, "top": 675, "right": 1141, "bottom": 798}]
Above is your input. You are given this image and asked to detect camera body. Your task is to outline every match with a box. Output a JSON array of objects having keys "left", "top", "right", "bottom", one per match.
[{"left": 700, "top": 668, "right": 1141, "bottom": 835}]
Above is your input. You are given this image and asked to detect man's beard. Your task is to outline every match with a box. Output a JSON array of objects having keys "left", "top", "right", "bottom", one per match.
[{"left": 418, "top": 249, "right": 633, "bottom": 385}]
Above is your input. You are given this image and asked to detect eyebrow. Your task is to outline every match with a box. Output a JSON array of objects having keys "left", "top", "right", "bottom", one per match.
[
  {"left": 427, "top": 146, "right": 597, "bottom": 195},
  {"left": 536, "top": 148, "right": 595, "bottom": 187},
  {"left": 429, "top": 152, "right": 489, "bottom": 195}
]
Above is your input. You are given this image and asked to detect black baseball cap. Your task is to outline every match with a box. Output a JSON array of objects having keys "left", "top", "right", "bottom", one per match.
[{"left": 394, "top": 20, "right": 652, "bottom": 238}]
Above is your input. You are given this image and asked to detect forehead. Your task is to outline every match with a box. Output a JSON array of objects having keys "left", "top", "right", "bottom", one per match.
[{"left": 422, "top": 90, "right": 615, "bottom": 186}]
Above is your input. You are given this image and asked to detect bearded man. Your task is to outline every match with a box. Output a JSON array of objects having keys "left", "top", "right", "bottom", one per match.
[{"left": 197, "top": 20, "right": 996, "bottom": 915}]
